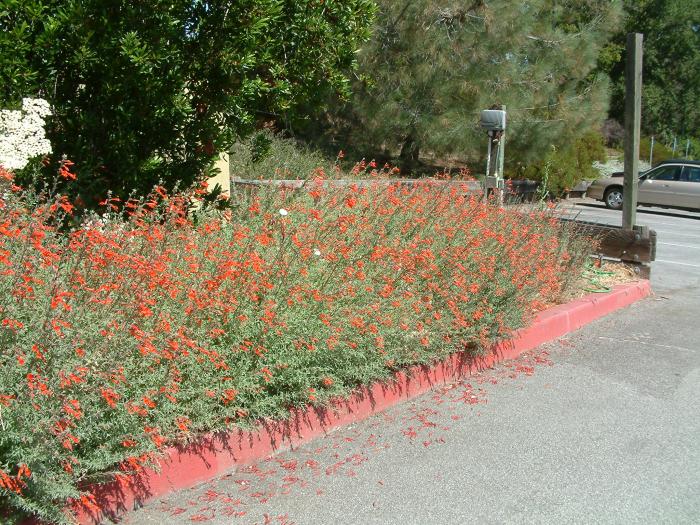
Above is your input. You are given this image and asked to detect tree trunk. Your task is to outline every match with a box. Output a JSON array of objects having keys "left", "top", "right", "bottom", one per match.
[{"left": 399, "top": 132, "right": 420, "bottom": 170}]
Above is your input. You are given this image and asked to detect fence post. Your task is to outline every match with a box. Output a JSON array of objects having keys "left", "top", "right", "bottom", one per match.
[{"left": 623, "top": 33, "right": 643, "bottom": 231}]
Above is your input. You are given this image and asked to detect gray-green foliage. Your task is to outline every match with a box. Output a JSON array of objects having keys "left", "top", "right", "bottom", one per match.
[
  {"left": 329, "top": 0, "right": 621, "bottom": 171},
  {"left": 0, "top": 0, "right": 376, "bottom": 202},
  {"left": 229, "top": 129, "right": 336, "bottom": 180},
  {"left": 522, "top": 130, "right": 608, "bottom": 195}
]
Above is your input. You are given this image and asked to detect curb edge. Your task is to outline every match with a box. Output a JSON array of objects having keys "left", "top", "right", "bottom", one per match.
[{"left": 64, "top": 280, "right": 651, "bottom": 524}]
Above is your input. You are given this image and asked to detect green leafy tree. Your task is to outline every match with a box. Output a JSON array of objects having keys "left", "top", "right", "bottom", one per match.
[
  {"left": 317, "top": 0, "right": 620, "bottom": 173},
  {"left": 0, "top": 0, "right": 376, "bottom": 200},
  {"left": 602, "top": 0, "right": 700, "bottom": 143}
]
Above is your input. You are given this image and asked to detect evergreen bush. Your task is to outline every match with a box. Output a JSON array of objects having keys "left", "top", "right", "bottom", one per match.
[
  {"left": 639, "top": 137, "right": 677, "bottom": 165},
  {"left": 520, "top": 131, "right": 607, "bottom": 196},
  {"left": 229, "top": 130, "right": 338, "bottom": 180},
  {"left": 0, "top": 0, "right": 376, "bottom": 203},
  {"left": 0, "top": 163, "right": 590, "bottom": 523}
]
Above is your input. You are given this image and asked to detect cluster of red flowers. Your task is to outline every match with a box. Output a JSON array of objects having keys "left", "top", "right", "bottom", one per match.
[{"left": 0, "top": 165, "right": 587, "bottom": 523}]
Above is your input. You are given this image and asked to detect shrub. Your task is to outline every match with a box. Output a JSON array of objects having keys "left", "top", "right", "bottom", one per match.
[
  {"left": 0, "top": 164, "right": 589, "bottom": 523},
  {"left": 601, "top": 119, "right": 625, "bottom": 148},
  {"left": 687, "top": 137, "right": 700, "bottom": 160},
  {"left": 229, "top": 130, "right": 338, "bottom": 181},
  {"left": 639, "top": 136, "right": 676, "bottom": 165},
  {"left": 0, "top": 0, "right": 376, "bottom": 203},
  {"left": 521, "top": 131, "right": 607, "bottom": 197},
  {"left": 0, "top": 98, "right": 52, "bottom": 171}
]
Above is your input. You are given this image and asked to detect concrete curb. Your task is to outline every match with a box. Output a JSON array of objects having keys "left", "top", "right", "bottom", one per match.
[{"left": 65, "top": 281, "right": 651, "bottom": 524}]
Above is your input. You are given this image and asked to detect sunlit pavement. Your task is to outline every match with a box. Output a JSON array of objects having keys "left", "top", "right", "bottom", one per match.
[
  {"left": 554, "top": 198, "right": 700, "bottom": 294},
  {"left": 120, "top": 199, "right": 700, "bottom": 525}
]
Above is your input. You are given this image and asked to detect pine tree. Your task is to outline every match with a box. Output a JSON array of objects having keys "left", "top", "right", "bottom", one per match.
[{"left": 332, "top": 0, "right": 621, "bottom": 172}]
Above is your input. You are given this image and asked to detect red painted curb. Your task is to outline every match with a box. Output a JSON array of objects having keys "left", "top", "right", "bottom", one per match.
[{"left": 57, "top": 281, "right": 650, "bottom": 524}]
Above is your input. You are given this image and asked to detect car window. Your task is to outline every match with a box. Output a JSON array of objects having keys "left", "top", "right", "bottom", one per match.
[
  {"left": 681, "top": 166, "right": 700, "bottom": 182},
  {"left": 646, "top": 165, "right": 680, "bottom": 181}
]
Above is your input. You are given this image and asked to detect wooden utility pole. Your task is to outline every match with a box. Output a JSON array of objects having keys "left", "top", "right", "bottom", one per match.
[{"left": 623, "top": 33, "right": 643, "bottom": 231}]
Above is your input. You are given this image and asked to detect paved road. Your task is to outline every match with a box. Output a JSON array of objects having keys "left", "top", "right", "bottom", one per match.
[
  {"left": 555, "top": 199, "right": 700, "bottom": 294},
  {"left": 121, "top": 200, "right": 700, "bottom": 525}
]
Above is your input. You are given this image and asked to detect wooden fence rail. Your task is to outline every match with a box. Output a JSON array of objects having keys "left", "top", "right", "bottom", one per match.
[
  {"left": 561, "top": 218, "right": 656, "bottom": 278},
  {"left": 232, "top": 178, "right": 484, "bottom": 193}
]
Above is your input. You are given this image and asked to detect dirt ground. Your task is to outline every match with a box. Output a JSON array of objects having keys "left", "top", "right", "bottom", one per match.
[{"left": 559, "top": 259, "right": 642, "bottom": 304}]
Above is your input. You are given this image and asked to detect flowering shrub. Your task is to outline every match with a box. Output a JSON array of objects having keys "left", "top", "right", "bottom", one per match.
[
  {"left": 0, "top": 164, "right": 589, "bottom": 523},
  {"left": 0, "top": 98, "right": 52, "bottom": 171}
]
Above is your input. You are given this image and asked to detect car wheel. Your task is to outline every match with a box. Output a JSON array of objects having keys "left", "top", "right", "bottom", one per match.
[{"left": 604, "top": 187, "right": 623, "bottom": 210}]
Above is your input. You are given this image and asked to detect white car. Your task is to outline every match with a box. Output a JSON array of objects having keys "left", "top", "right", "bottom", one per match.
[{"left": 587, "top": 160, "right": 700, "bottom": 211}]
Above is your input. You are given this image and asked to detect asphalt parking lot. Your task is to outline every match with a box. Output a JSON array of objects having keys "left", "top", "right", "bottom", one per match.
[{"left": 555, "top": 198, "right": 700, "bottom": 294}]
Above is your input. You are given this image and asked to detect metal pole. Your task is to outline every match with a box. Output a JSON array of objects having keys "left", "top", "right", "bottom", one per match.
[
  {"left": 623, "top": 33, "right": 643, "bottom": 231},
  {"left": 497, "top": 105, "right": 506, "bottom": 206},
  {"left": 686, "top": 139, "right": 690, "bottom": 158},
  {"left": 649, "top": 135, "right": 654, "bottom": 166},
  {"left": 484, "top": 131, "right": 492, "bottom": 203},
  {"left": 672, "top": 136, "right": 677, "bottom": 155}
]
